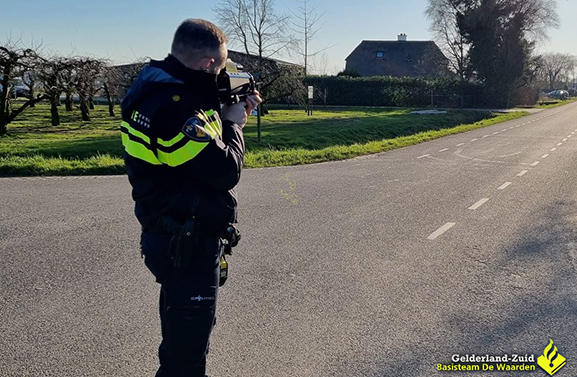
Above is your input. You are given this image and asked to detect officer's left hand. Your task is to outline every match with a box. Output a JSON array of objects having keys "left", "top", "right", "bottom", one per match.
[
  {"left": 244, "top": 90, "right": 263, "bottom": 116},
  {"left": 222, "top": 91, "right": 263, "bottom": 128}
]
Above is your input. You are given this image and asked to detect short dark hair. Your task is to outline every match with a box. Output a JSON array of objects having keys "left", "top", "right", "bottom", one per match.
[{"left": 171, "top": 19, "right": 228, "bottom": 61}]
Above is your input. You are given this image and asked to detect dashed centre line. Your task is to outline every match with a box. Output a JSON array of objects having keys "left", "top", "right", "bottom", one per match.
[
  {"left": 531, "top": 161, "right": 540, "bottom": 166},
  {"left": 456, "top": 143, "right": 465, "bottom": 147},
  {"left": 498, "top": 182, "right": 512, "bottom": 190},
  {"left": 541, "top": 154, "right": 549, "bottom": 159},
  {"left": 471, "top": 138, "right": 478, "bottom": 142},
  {"left": 517, "top": 170, "right": 528, "bottom": 177},
  {"left": 493, "top": 132, "right": 499, "bottom": 135},
  {"left": 428, "top": 222, "right": 456, "bottom": 240},
  {"left": 483, "top": 135, "right": 489, "bottom": 138},
  {"left": 558, "top": 143, "right": 563, "bottom": 146},
  {"left": 439, "top": 148, "right": 449, "bottom": 152},
  {"left": 417, "top": 154, "right": 430, "bottom": 159},
  {"left": 469, "top": 198, "right": 490, "bottom": 210},
  {"left": 550, "top": 148, "right": 557, "bottom": 152},
  {"left": 563, "top": 138, "right": 568, "bottom": 141}
]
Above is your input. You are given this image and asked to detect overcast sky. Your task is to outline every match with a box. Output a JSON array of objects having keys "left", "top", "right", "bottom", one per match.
[{"left": 2, "top": 0, "right": 576, "bottom": 74}]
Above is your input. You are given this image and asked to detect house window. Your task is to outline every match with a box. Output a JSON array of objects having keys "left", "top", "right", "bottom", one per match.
[{"left": 376, "top": 51, "right": 384, "bottom": 59}]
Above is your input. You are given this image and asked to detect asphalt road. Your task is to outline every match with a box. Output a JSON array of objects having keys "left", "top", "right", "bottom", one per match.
[{"left": 2, "top": 102, "right": 577, "bottom": 377}]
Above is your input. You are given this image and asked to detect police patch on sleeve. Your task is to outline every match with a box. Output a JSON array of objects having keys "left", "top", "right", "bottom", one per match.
[{"left": 182, "top": 117, "right": 212, "bottom": 142}]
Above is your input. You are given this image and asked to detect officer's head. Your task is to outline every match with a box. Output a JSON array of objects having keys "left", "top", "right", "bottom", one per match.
[{"left": 171, "top": 19, "right": 228, "bottom": 74}]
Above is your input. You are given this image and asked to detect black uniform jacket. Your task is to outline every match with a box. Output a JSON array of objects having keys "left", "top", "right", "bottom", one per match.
[{"left": 121, "top": 54, "right": 245, "bottom": 233}]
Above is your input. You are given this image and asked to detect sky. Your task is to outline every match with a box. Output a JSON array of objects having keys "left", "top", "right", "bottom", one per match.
[{"left": 2, "top": 0, "right": 576, "bottom": 75}]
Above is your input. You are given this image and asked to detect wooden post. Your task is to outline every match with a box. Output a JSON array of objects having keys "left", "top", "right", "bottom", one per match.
[{"left": 257, "top": 104, "right": 261, "bottom": 143}]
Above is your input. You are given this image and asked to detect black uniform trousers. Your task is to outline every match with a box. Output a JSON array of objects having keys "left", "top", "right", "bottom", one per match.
[{"left": 140, "top": 230, "right": 223, "bottom": 377}]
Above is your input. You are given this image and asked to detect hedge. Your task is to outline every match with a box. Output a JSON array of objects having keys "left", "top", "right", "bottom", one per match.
[{"left": 302, "top": 76, "right": 485, "bottom": 108}]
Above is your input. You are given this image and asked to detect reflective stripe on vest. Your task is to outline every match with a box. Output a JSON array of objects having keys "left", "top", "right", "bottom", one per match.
[
  {"left": 121, "top": 121, "right": 210, "bottom": 167},
  {"left": 120, "top": 122, "right": 161, "bottom": 165}
]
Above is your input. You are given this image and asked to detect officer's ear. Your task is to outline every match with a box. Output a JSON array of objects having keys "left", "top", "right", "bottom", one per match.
[{"left": 198, "top": 58, "right": 216, "bottom": 71}]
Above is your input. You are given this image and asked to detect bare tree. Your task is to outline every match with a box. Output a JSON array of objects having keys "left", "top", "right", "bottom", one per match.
[
  {"left": 0, "top": 41, "right": 45, "bottom": 135},
  {"left": 99, "top": 63, "right": 124, "bottom": 117},
  {"left": 506, "top": 0, "right": 560, "bottom": 43},
  {"left": 116, "top": 59, "right": 148, "bottom": 95},
  {"left": 289, "top": 0, "right": 330, "bottom": 76},
  {"left": 214, "top": 0, "right": 295, "bottom": 60},
  {"left": 425, "top": 0, "right": 470, "bottom": 82},
  {"left": 415, "top": 43, "right": 451, "bottom": 78},
  {"left": 542, "top": 52, "right": 575, "bottom": 90},
  {"left": 216, "top": 0, "right": 305, "bottom": 106},
  {"left": 59, "top": 64, "right": 76, "bottom": 111},
  {"left": 73, "top": 57, "right": 104, "bottom": 121},
  {"left": 20, "top": 70, "right": 39, "bottom": 107},
  {"left": 37, "top": 57, "right": 76, "bottom": 126}
]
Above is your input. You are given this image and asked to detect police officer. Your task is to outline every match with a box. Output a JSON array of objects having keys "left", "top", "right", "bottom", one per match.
[{"left": 121, "top": 19, "right": 261, "bottom": 377}]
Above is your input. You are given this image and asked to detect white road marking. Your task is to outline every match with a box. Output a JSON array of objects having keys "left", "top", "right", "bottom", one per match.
[
  {"left": 509, "top": 126, "right": 514, "bottom": 129},
  {"left": 417, "top": 154, "right": 431, "bottom": 159},
  {"left": 568, "top": 135, "right": 573, "bottom": 138},
  {"left": 493, "top": 132, "right": 499, "bottom": 135},
  {"left": 456, "top": 143, "right": 465, "bottom": 147},
  {"left": 483, "top": 135, "right": 489, "bottom": 138},
  {"left": 541, "top": 154, "right": 549, "bottom": 159},
  {"left": 517, "top": 170, "right": 528, "bottom": 177},
  {"left": 498, "top": 182, "right": 512, "bottom": 190},
  {"left": 550, "top": 148, "right": 556, "bottom": 152},
  {"left": 469, "top": 198, "right": 490, "bottom": 210},
  {"left": 531, "top": 161, "right": 540, "bottom": 166},
  {"left": 563, "top": 138, "right": 568, "bottom": 141},
  {"left": 502, "top": 129, "right": 507, "bottom": 132},
  {"left": 516, "top": 125, "right": 520, "bottom": 127},
  {"left": 471, "top": 138, "right": 478, "bottom": 142},
  {"left": 439, "top": 148, "right": 449, "bottom": 152},
  {"left": 558, "top": 143, "right": 563, "bottom": 146},
  {"left": 428, "top": 222, "right": 456, "bottom": 240}
]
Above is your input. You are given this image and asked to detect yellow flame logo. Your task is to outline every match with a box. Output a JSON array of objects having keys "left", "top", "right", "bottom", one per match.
[{"left": 537, "top": 339, "right": 566, "bottom": 376}]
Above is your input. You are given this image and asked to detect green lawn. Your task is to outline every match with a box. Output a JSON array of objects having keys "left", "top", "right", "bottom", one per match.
[{"left": 0, "top": 103, "right": 528, "bottom": 176}]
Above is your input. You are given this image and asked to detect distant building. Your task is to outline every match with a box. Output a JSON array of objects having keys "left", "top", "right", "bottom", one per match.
[
  {"left": 227, "top": 50, "right": 303, "bottom": 74},
  {"left": 345, "top": 34, "right": 450, "bottom": 78},
  {"left": 115, "top": 50, "right": 303, "bottom": 99}
]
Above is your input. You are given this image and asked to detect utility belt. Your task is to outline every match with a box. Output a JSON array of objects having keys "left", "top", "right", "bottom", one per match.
[{"left": 145, "top": 215, "right": 241, "bottom": 286}]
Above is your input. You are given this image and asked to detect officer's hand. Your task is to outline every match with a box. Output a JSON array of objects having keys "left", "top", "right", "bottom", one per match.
[
  {"left": 245, "top": 90, "right": 263, "bottom": 115},
  {"left": 222, "top": 102, "right": 249, "bottom": 128},
  {"left": 222, "top": 91, "right": 263, "bottom": 128}
]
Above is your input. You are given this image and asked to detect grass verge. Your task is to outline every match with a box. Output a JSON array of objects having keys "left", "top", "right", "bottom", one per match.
[
  {"left": 0, "top": 104, "right": 528, "bottom": 176},
  {"left": 244, "top": 111, "right": 526, "bottom": 168}
]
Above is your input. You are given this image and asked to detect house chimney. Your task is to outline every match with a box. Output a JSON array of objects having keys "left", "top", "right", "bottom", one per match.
[{"left": 398, "top": 33, "right": 407, "bottom": 42}]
